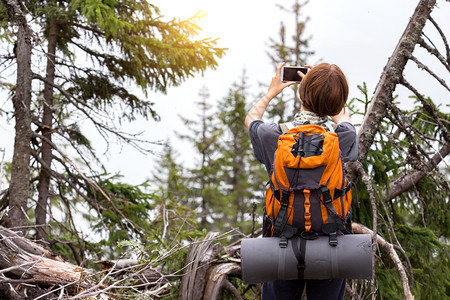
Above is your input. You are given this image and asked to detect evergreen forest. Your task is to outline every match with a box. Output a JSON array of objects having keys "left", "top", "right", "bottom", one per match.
[{"left": 0, "top": 0, "right": 448, "bottom": 299}]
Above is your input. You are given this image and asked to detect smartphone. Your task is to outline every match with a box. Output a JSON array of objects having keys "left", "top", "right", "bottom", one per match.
[{"left": 281, "top": 66, "right": 309, "bottom": 82}]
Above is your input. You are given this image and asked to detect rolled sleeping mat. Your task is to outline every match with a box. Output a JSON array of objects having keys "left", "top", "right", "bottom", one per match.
[{"left": 241, "top": 234, "right": 373, "bottom": 284}]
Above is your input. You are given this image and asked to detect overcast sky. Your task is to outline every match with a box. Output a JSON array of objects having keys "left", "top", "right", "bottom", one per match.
[{"left": 1, "top": 0, "right": 448, "bottom": 186}]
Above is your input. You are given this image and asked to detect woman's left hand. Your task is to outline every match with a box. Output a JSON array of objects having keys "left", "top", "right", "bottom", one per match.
[{"left": 266, "top": 62, "right": 296, "bottom": 98}]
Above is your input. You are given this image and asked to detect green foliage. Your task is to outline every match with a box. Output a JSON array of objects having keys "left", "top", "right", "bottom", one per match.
[
  {"left": 265, "top": 0, "right": 314, "bottom": 121},
  {"left": 348, "top": 83, "right": 450, "bottom": 299},
  {"left": 178, "top": 87, "right": 226, "bottom": 230},
  {"left": 217, "top": 73, "right": 267, "bottom": 232},
  {"left": 150, "top": 142, "right": 198, "bottom": 241},
  {"left": 83, "top": 174, "right": 155, "bottom": 258},
  {"left": 67, "top": 72, "right": 158, "bottom": 122},
  {"left": 396, "top": 225, "right": 450, "bottom": 299}
]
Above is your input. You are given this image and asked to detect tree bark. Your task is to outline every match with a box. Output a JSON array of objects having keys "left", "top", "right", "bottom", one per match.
[
  {"left": 356, "top": 0, "right": 436, "bottom": 161},
  {"left": 178, "top": 233, "right": 224, "bottom": 300},
  {"left": 0, "top": 226, "right": 87, "bottom": 282},
  {"left": 36, "top": 19, "right": 58, "bottom": 241},
  {"left": 387, "top": 142, "right": 450, "bottom": 200},
  {"left": 3, "top": 0, "right": 33, "bottom": 234},
  {"left": 203, "top": 263, "right": 242, "bottom": 300}
]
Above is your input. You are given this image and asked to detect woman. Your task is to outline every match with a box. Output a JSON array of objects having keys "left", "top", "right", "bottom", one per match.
[{"left": 245, "top": 62, "right": 360, "bottom": 300}]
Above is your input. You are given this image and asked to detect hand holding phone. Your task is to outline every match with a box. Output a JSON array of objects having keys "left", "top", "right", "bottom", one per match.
[{"left": 281, "top": 66, "right": 309, "bottom": 83}]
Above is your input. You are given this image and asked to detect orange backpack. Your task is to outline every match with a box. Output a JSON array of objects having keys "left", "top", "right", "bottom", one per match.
[{"left": 263, "top": 122, "right": 353, "bottom": 246}]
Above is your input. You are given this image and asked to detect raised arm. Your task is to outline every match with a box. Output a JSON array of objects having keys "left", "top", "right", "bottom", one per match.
[{"left": 244, "top": 63, "right": 296, "bottom": 130}]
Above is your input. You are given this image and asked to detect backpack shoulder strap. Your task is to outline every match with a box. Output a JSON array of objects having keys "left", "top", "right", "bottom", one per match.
[
  {"left": 282, "top": 121, "right": 335, "bottom": 134},
  {"left": 322, "top": 121, "right": 335, "bottom": 133},
  {"left": 280, "top": 122, "right": 295, "bottom": 134}
]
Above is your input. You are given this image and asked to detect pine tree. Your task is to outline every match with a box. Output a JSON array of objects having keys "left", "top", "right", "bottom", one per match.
[
  {"left": 179, "top": 87, "right": 224, "bottom": 230},
  {"left": 0, "top": 0, "right": 224, "bottom": 250},
  {"left": 265, "top": 0, "right": 314, "bottom": 122},
  {"left": 217, "top": 72, "right": 266, "bottom": 232},
  {"left": 150, "top": 141, "right": 197, "bottom": 243}
]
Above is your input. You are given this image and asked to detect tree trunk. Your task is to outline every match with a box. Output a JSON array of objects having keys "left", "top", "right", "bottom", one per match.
[
  {"left": 0, "top": 225, "right": 87, "bottom": 281},
  {"left": 0, "top": 225, "right": 91, "bottom": 298},
  {"left": 36, "top": 19, "right": 58, "bottom": 241},
  {"left": 178, "top": 233, "right": 224, "bottom": 300},
  {"left": 203, "top": 263, "right": 242, "bottom": 300},
  {"left": 356, "top": 0, "right": 436, "bottom": 161},
  {"left": 3, "top": 0, "right": 33, "bottom": 234}
]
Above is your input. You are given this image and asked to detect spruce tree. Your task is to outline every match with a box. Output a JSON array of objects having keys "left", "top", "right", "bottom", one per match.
[
  {"left": 0, "top": 0, "right": 224, "bottom": 250},
  {"left": 150, "top": 141, "right": 197, "bottom": 243},
  {"left": 179, "top": 87, "right": 224, "bottom": 230},
  {"left": 217, "top": 72, "right": 266, "bottom": 232},
  {"left": 265, "top": 0, "right": 314, "bottom": 122}
]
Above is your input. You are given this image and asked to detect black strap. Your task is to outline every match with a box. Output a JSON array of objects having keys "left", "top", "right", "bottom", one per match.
[
  {"left": 334, "top": 182, "right": 352, "bottom": 200},
  {"left": 321, "top": 186, "right": 332, "bottom": 204},
  {"left": 320, "top": 186, "right": 346, "bottom": 245},
  {"left": 272, "top": 191, "right": 290, "bottom": 237},
  {"left": 329, "top": 232, "right": 338, "bottom": 246},
  {"left": 293, "top": 238, "right": 307, "bottom": 279}
]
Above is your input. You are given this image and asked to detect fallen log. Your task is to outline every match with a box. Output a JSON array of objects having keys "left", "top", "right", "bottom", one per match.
[
  {"left": 0, "top": 226, "right": 89, "bottom": 283},
  {"left": 203, "top": 262, "right": 242, "bottom": 299},
  {"left": 0, "top": 225, "right": 169, "bottom": 299},
  {"left": 0, "top": 225, "right": 92, "bottom": 298}
]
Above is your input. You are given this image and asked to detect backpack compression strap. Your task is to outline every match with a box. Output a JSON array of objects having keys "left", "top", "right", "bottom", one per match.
[
  {"left": 320, "top": 184, "right": 352, "bottom": 246},
  {"left": 272, "top": 191, "right": 290, "bottom": 238},
  {"left": 292, "top": 237, "right": 307, "bottom": 279}
]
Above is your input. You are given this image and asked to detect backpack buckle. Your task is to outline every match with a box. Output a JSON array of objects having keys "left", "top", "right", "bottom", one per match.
[
  {"left": 329, "top": 232, "right": 338, "bottom": 246},
  {"left": 280, "top": 191, "right": 290, "bottom": 207},
  {"left": 320, "top": 186, "right": 332, "bottom": 204},
  {"left": 279, "top": 235, "right": 288, "bottom": 248}
]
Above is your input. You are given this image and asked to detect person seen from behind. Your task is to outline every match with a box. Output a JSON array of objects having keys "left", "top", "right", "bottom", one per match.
[{"left": 245, "top": 62, "right": 360, "bottom": 300}]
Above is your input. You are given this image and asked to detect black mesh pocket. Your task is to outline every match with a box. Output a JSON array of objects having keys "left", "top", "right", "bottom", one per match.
[{"left": 291, "top": 132, "right": 324, "bottom": 158}]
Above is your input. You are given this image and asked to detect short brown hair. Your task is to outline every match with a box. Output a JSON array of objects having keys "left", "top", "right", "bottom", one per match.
[{"left": 298, "top": 63, "right": 349, "bottom": 117}]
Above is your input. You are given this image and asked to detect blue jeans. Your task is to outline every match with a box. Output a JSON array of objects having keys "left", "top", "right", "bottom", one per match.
[{"left": 262, "top": 278, "right": 346, "bottom": 300}]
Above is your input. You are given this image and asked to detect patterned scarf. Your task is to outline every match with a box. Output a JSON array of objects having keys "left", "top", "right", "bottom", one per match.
[
  {"left": 292, "top": 111, "right": 334, "bottom": 132},
  {"left": 293, "top": 111, "right": 328, "bottom": 126}
]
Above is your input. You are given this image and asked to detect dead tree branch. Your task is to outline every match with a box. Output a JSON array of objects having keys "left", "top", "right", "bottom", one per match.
[
  {"left": 178, "top": 233, "right": 224, "bottom": 300},
  {"left": 357, "top": 0, "right": 436, "bottom": 161},
  {"left": 0, "top": 226, "right": 90, "bottom": 285},
  {"left": 352, "top": 223, "right": 414, "bottom": 300},
  {"left": 418, "top": 37, "right": 450, "bottom": 72},
  {"left": 387, "top": 142, "right": 450, "bottom": 200},
  {"left": 409, "top": 55, "right": 450, "bottom": 91}
]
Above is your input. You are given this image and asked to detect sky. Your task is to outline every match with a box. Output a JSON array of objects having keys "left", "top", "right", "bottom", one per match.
[{"left": 0, "top": 0, "right": 449, "bottom": 187}]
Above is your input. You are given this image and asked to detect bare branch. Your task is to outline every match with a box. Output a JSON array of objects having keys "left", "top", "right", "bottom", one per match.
[
  {"left": 418, "top": 37, "right": 450, "bottom": 72},
  {"left": 30, "top": 148, "right": 106, "bottom": 213},
  {"left": 32, "top": 73, "right": 161, "bottom": 154},
  {"left": 357, "top": 0, "right": 436, "bottom": 161},
  {"left": 352, "top": 223, "right": 414, "bottom": 300},
  {"left": 387, "top": 142, "right": 450, "bottom": 200},
  {"left": 400, "top": 76, "right": 449, "bottom": 141},
  {"left": 409, "top": 55, "right": 450, "bottom": 91},
  {"left": 427, "top": 15, "right": 450, "bottom": 62},
  {"left": 353, "top": 163, "right": 378, "bottom": 299}
]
